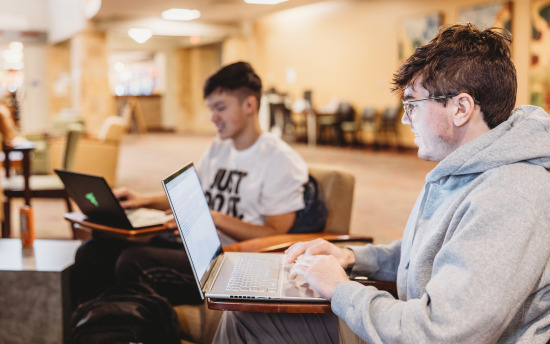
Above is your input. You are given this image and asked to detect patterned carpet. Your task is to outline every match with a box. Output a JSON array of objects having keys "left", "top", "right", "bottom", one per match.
[{"left": 17, "top": 133, "right": 437, "bottom": 245}]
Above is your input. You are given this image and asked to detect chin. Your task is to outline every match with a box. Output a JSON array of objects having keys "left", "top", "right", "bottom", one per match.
[
  {"left": 416, "top": 148, "right": 431, "bottom": 161},
  {"left": 417, "top": 149, "right": 443, "bottom": 162},
  {"left": 218, "top": 132, "right": 233, "bottom": 141}
]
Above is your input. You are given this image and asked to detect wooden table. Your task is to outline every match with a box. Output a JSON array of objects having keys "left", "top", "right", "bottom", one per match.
[
  {"left": 2, "top": 141, "right": 35, "bottom": 205},
  {"left": 208, "top": 297, "right": 331, "bottom": 313},
  {"left": 211, "top": 233, "right": 394, "bottom": 314},
  {"left": 1, "top": 142, "right": 35, "bottom": 237},
  {"left": 64, "top": 212, "right": 170, "bottom": 241},
  {"left": 207, "top": 279, "right": 397, "bottom": 314},
  {"left": 61, "top": 217, "right": 396, "bottom": 314}
]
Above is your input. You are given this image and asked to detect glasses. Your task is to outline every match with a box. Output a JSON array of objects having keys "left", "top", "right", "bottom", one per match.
[
  {"left": 401, "top": 94, "right": 458, "bottom": 121},
  {"left": 401, "top": 94, "right": 481, "bottom": 121}
]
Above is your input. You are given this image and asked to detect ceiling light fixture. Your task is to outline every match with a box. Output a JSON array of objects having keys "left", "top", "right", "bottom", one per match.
[
  {"left": 161, "top": 8, "right": 201, "bottom": 21},
  {"left": 128, "top": 28, "right": 153, "bottom": 44},
  {"left": 84, "top": 0, "right": 102, "bottom": 19},
  {"left": 244, "top": 0, "right": 288, "bottom": 4}
]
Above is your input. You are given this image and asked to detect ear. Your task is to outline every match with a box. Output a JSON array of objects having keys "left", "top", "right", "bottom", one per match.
[
  {"left": 243, "top": 95, "right": 258, "bottom": 115},
  {"left": 451, "top": 93, "right": 476, "bottom": 127}
]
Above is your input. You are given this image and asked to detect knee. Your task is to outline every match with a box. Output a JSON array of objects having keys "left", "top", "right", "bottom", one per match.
[
  {"left": 74, "top": 238, "right": 101, "bottom": 269},
  {"left": 115, "top": 246, "right": 147, "bottom": 283},
  {"left": 213, "top": 311, "right": 253, "bottom": 343}
]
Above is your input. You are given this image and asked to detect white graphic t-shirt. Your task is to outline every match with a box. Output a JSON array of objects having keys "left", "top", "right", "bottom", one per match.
[{"left": 196, "top": 132, "right": 308, "bottom": 227}]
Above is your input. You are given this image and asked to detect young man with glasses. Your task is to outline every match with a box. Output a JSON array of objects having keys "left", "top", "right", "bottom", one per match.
[{"left": 213, "top": 23, "right": 550, "bottom": 343}]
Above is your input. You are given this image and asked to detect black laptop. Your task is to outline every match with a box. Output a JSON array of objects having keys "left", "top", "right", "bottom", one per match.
[{"left": 55, "top": 169, "right": 169, "bottom": 230}]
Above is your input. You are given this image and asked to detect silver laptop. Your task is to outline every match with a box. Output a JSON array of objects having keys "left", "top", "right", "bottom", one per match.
[{"left": 161, "top": 163, "right": 325, "bottom": 302}]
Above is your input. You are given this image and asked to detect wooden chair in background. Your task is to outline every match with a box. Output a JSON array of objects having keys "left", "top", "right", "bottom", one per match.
[
  {"left": 359, "top": 106, "right": 379, "bottom": 147},
  {"left": 377, "top": 106, "right": 402, "bottom": 149},
  {"left": 2, "top": 128, "right": 81, "bottom": 237},
  {"left": 49, "top": 116, "right": 126, "bottom": 187},
  {"left": 337, "top": 102, "right": 358, "bottom": 146}
]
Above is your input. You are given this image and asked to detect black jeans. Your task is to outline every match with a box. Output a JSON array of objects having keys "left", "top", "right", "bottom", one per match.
[{"left": 71, "top": 232, "right": 202, "bottom": 306}]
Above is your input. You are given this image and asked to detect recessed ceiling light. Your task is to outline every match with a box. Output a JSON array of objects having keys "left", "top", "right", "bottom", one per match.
[
  {"left": 244, "top": 0, "right": 288, "bottom": 4},
  {"left": 128, "top": 28, "right": 153, "bottom": 44},
  {"left": 161, "top": 8, "right": 201, "bottom": 21}
]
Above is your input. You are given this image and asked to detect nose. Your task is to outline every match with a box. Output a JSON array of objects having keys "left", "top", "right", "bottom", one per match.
[
  {"left": 401, "top": 110, "right": 411, "bottom": 126},
  {"left": 210, "top": 111, "right": 219, "bottom": 123}
]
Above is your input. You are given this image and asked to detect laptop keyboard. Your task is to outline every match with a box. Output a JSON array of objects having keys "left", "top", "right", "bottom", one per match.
[
  {"left": 126, "top": 208, "right": 170, "bottom": 228},
  {"left": 226, "top": 255, "right": 281, "bottom": 293}
]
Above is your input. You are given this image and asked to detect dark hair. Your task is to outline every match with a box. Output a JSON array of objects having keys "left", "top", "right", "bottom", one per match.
[
  {"left": 392, "top": 23, "right": 517, "bottom": 129},
  {"left": 203, "top": 61, "right": 262, "bottom": 107}
]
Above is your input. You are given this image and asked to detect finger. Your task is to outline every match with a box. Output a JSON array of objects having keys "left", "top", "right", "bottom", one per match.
[
  {"left": 112, "top": 187, "right": 127, "bottom": 199},
  {"left": 164, "top": 218, "right": 177, "bottom": 229},
  {"left": 119, "top": 199, "right": 131, "bottom": 209},
  {"left": 285, "top": 239, "right": 326, "bottom": 263},
  {"left": 306, "top": 238, "right": 333, "bottom": 254},
  {"left": 285, "top": 242, "right": 308, "bottom": 263},
  {"left": 164, "top": 209, "right": 173, "bottom": 215},
  {"left": 289, "top": 263, "right": 307, "bottom": 280}
]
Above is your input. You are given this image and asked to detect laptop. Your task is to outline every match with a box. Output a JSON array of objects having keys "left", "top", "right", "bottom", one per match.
[
  {"left": 55, "top": 169, "right": 169, "bottom": 230},
  {"left": 161, "top": 162, "right": 325, "bottom": 302}
]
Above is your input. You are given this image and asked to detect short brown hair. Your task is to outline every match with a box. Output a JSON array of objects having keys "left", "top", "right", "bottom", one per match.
[{"left": 392, "top": 23, "right": 517, "bottom": 128}]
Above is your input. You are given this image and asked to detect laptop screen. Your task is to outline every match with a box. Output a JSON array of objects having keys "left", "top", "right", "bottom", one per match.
[{"left": 162, "top": 163, "right": 222, "bottom": 290}]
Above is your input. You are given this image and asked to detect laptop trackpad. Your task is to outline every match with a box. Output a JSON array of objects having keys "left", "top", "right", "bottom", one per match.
[{"left": 281, "top": 264, "right": 323, "bottom": 300}]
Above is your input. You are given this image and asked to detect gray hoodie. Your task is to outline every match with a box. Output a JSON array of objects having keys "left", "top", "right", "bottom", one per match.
[{"left": 332, "top": 105, "right": 550, "bottom": 343}]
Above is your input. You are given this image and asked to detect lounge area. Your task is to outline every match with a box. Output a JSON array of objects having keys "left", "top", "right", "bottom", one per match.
[
  {"left": 9, "top": 132, "right": 435, "bottom": 244},
  {"left": 1, "top": 132, "right": 435, "bottom": 343},
  {"left": 1, "top": 0, "right": 550, "bottom": 343}
]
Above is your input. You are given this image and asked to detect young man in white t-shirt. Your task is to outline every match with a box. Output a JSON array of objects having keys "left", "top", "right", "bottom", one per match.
[
  {"left": 116, "top": 61, "right": 308, "bottom": 241},
  {"left": 72, "top": 62, "right": 310, "bottom": 305}
]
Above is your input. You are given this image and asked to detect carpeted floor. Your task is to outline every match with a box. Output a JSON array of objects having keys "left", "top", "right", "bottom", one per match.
[{"left": 10, "top": 133, "right": 437, "bottom": 245}]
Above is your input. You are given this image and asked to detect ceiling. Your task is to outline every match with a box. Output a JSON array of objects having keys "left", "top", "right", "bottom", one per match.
[
  {"left": 95, "top": 0, "right": 327, "bottom": 23},
  {"left": 93, "top": 0, "right": 328, "bottom": 42}
]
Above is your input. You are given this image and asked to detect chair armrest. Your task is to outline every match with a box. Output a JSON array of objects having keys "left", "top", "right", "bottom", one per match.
[{"left": 222, "top": 233, "right": 373, "bottom": 253}]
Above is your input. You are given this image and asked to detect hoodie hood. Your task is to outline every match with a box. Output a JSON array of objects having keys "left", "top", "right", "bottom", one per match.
[{"left": 426, "top": 105, "right": 550, "bottom": 183}]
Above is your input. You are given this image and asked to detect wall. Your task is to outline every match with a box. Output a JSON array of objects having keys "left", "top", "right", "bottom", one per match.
[
  {"left": 46, "top": 40, "right": 72, "bottom": 123},
  {"left": 72, "top": 31, "right": 115, "bottom": 133},
  {"left": 0, "top": 0, "right": 85, "bottom": 133},
  {"left": 106, "top": 35, "right": 205, "bottom": 132},
  {"left": 21, "top": 44, "right": 49, "bottom": 132},
  {"left": 176, "top": 44, "right": 221, "bottom": 134},
  {"left": 10, "top": 0, "right": 536, "bottom": 140},
  {"left": 244, "top": 0, "right": 533, "bottom": 147}
]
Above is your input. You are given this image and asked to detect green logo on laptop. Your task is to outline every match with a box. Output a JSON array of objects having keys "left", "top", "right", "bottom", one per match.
[{"left": 85, "top": 192, "right": 99, "bottom": 207}]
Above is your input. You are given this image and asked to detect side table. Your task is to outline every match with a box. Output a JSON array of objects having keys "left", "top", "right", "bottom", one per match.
[{"left": 0, "top": 239, "right": 81, "bottom": 344}]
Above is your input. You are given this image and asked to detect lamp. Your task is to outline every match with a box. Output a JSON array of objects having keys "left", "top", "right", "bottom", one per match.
[
  {"left": 128, "top": 28, "right": 153, "bottom": 44},
  {"left": 161, "top": 8, "right": 201, "bottom": 21}
]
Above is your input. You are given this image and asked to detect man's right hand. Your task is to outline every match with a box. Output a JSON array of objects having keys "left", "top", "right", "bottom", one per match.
[
  {"left": 112, "top": 187, "right": 147, "bottom": 209},
  {"left": 284, "top": 238, "right": 356, "bottom": 269}
]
